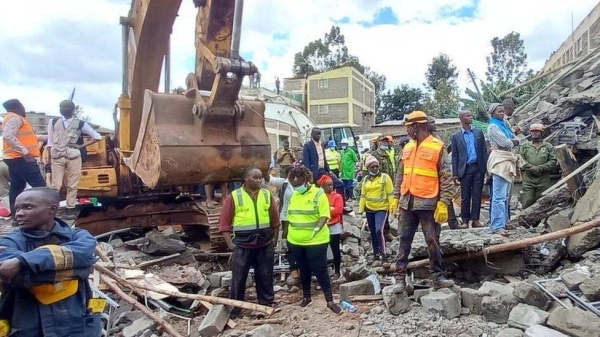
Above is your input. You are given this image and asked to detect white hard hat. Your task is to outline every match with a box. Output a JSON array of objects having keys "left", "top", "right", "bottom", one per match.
[{"left": 340, "top": 138, "right": 349, "bottom": 144}]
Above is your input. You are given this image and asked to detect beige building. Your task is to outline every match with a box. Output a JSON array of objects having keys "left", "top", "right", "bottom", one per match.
[{"left": 543, "top": 2, "right": 600, "bottom": 71}]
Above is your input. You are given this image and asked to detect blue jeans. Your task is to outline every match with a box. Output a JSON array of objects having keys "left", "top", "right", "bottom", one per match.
[
  {"left": 490, "top": 174, "right": 510, "bottom": 231},
  {"left": 366, "top": 210, "right": 387, "bottom": 256},
  {"left": 342, "top": 179, "right": 353, "bottom": 199}
]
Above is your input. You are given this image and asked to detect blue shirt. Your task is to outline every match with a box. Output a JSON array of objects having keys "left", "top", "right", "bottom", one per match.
[{"left": 462, "top": 128, "right": 477, "bottom": 164}]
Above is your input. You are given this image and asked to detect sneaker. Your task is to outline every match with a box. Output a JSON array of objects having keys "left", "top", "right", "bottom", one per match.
[
  {"left": 327, "top": 301, "right": 342, "bottom": 315},
  {"left": 299, "top": 298, "right": 312, "bottom": 307},
  {"left": 432, "top": 275, "right": 455, "bottom": 289}
]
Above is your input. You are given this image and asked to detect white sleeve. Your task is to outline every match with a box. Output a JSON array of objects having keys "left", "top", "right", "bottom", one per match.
[
  {"left": 82, "top": 122, "right": 102, "bottom": 140},
  {"left": 269, "top": 176, "right": 285, "bottom": 188},
  {"left": 47, "top": 119, "right": 54, "bottom": 146}
]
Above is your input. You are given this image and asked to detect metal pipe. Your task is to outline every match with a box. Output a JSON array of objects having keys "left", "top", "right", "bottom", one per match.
[
  {"left": 164, "top": 38, "right": 171, "bottom": 93},
  {"left": 119, "top": 17, "right": 130, "bottom": 95},
  {"left": 230, "top": 0, "right": 244, "bottom": 60}
]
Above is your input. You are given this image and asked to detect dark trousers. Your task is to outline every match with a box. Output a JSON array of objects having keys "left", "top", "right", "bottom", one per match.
[
  {"left": 342, "top": 179, "right": 353, "bottom": 200},
  {"left": 230, "top": 244, "right": 274, "bottom": 314},
  {"left": 366, "top": 210, "right": 387, "bottom": 256},
  {"left": 459, "top": 164, "right": 484, "bottom": 221},
  {"left": 329, "top": 233, "right": 341, "bottom": 274},
  {"left": 4, "top": 158, "right": 46, "bottom": 213},
  {"left": 395, "top": 208, "right": 444, "bottom": 278},
  {"left": 288, "top": 242, "right": 333, "bottom": 302}
]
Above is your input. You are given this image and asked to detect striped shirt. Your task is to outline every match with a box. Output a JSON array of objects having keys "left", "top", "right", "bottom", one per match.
[{"left": 487, "top": 124, "right": 514, "bottom": 150}]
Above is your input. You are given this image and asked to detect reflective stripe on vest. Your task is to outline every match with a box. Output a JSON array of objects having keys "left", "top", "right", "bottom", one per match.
[
  {"left": 387, "top": 148, "right": 396, "bottom": 171},
  {"left": 232, "top": 188, "right": 271, "bottom": 232},
  {"left": 400, "top": 136, "right": 443, "bottom": 199},
  {"left": 365, "top": 174, "right": 389, "bottom": 203},
  {"left": 3, "top": 113, "right": 40, "bottom": 159},
  {"left": 288, "top": 188, "right": 324, "bottom": 228},
  {"left": 325, "top": 149, "right": 339, "bottom": 169}
]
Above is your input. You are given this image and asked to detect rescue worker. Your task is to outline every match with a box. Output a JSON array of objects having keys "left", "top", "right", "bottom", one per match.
[
  {"left": 518, "top": 123, "right": 557, "bottom": 209},
  {"left": 47, "top": 100, "right": 102, "bottom": 209},
  {"left": 325, "top": 140, "right": 341, "bottom": 177},
  {"left": 1, "top": 99, "right": 46, "bottom": 214},
  {"left": 384, "top": 135, "right": 396, "bottom": 172},
  {"left": 391, "top": 111, "right": 455, "bottom": 291},
  {"left": 0, "top": 187, "right": 101, "bottom": 336},
  {"left": 285, "top": 166, "right": 341, "bottom": 314},
  {"left": 275, "top": 140, "right": 295, "bottom": 178},
  {"left": 219, "top": 167, "right": 280, "bottom": 318},
  {"left": 371, "top": 136, "right": 394, "bottom": 179},
  {"left": 339, "top": 138, "right": 358, "bottom": 201}
]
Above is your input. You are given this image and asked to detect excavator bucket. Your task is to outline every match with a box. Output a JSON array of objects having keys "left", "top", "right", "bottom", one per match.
[{"left": 125, "top": 90, "right": 271, "bottom": 188}]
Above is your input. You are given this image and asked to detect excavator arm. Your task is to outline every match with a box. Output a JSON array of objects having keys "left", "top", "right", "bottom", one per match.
[{"left": 118, "top": 0, "right": 270, "bottom": 188}]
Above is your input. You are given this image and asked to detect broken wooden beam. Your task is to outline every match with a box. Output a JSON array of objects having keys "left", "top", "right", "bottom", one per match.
[
  {"left": 348, "top": 295, "right": 384, "bottom": 302},
  {"left": 135, "top": 253, "right": 181, "bottom": 269},
  {"left": 247, "top": 318, "right": 285, "bottom": 325},
  {"left": 542, "top": 150, "right": 600, "bottom": 198},
  {"left": 553, "top": 144, "right": 586, "bottom": 199}
]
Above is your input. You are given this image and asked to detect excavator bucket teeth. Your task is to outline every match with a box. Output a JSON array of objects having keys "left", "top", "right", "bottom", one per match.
[{"left": 125, "top": 90, "right": 270, "bottom": 188}]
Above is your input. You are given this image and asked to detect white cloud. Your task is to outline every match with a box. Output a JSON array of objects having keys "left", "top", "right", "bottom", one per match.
[{"left": 0, "top": 0, "right": 598, "bottom": 129}]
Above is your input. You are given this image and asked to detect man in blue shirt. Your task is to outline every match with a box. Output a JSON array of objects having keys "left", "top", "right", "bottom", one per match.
[{"left": 451, "top": 111, "right": 488, "bottom": 228}]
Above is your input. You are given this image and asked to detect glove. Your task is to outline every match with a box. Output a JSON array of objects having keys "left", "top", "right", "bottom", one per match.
[
  {"left": 529, "top": 166, "right": 541, "bottom": 175},
  {"left": 309, "top": 227, "right": 321, "bottom": 239},
  {"left": 390, "top": 198, "right": 399, "bottom": 216},
  {"left": 434, "top": 201, "right": 449, "bottom": 223}
]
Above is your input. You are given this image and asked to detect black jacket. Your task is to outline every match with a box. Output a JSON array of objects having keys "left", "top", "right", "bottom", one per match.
[
  {"left": 451, "top": 128, "right": 487, "bottom": 178},
  {"left": 302, "top": 140, "right": 329, "bottom": 180}
]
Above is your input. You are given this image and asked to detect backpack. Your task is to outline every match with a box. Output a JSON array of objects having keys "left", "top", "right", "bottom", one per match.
[{"left": 52, "top": 118, "right": 87, "bottom": 162}]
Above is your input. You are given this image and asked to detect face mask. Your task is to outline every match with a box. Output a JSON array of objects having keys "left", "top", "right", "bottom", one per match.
[
  {"left": 369, "top": 170, "right": 380, "bottom": 176},
  {"left": 341, "top": 145, "right": 348, "bottom": 150},
  {"left": 380, "top": 145, "right": 388, "bottom": 150},
  {"left": 295, "top": 184, "right": 308, "bottom": 193}
]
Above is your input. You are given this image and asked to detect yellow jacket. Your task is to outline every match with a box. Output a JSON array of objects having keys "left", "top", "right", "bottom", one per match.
[{"left": 359, "top": 173, "right": 394, "bottom": 212}]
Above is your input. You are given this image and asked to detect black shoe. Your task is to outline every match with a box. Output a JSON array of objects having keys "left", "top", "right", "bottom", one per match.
[
  {"left": 300, "top": 298, "right": 312, "bottom": 307},
  {"left": 327, "top": 301, "right": 342, "bottom": 315},
  {"left": 432, "top": 275, "right": 454, "bottom": 289},
  {"left": 374, "top": 254, "right": 381, "bottom": 260}
]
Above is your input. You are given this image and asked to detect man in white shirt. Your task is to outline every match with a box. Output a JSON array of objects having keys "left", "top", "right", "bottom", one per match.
[{"left": 46, "top": 100, "right": 102, "bottom": 208}]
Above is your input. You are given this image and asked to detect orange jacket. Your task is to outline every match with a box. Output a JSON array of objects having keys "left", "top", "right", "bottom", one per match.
[
  {"left": 3, "top": 113, "right": 40, "bottom": 159},
  {"left": 326, "top": 190, "right": 343, "bottom": 225},
  {"left": 400, "top": 135, "right": 443, "bottom": 199}
]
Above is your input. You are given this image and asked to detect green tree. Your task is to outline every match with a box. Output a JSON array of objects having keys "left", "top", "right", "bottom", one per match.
[
  {"left": 485, "top": 32, "right": 528, "bottom": 84},
  {"left": 423, "top": 54, "right": 459, "bottom": 118},
  {"left": 425, "top": 53, "right": 458, "bottom": 91},
  {"left": 377, "top": 85, "right": 424, "bottom": 123}
]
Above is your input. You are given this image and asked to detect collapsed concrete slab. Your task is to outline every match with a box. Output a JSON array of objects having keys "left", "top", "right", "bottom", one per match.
[{"left": 546, "top": 307, "right": 600, "bottom": 337}]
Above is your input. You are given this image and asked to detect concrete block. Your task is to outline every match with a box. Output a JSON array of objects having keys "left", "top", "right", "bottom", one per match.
[
  {"left": 524, "top": 325, "right": 568, "bottom": 337},
  {"left": 507, "top": 303, "right": 550, "bottom": 329},
  {"left": 413, "top": 288, "right": 431, "bottom": 304},
  {"left": 382, "top": 285, "right": 411, "bottom": 315},
  {"left": 122, "top": 317, "right": 156, "bottom": 337},
  {"left": 477, "top": 281, "right": 514, "bottom": 296},
  {"left": 197, "top": 304, "right": 231, "bottom": 336},
  {"left": 240, "top": 324, "right": 276, "bottom": 337},
  {"left": 339, "top": 279, "right": 375, "bottom": 301},
  {"left": 461, "top": 288, "right": 484, "bottom": 315},
  {"left": 580, "top": 276, "right": 600, "bottom": 301},
  {"left": 221, "top": 273, "right": 232, "bottom": 287},
  {"left": 546, "top": 214, "right": 570, "bottom": 232},
  {"left": 560, "top": 269, "right": 589, "bottom": 290},
  {"left": 481, "top": 294, "right": 519, "bottom": 324},
  {"left": 421, "top": 290, "right": 461, "bottom": 319},
  {"left": 513, "top": 281, "right": 551, "bottom": 311},
  {"left": 496, "top": 328, "right": 523, "bottom": 337},
  {"left": 209, "top": 271, "right": 231, "bottom": 288},
  {"left": 547, "top": 307, "right": 600, "bottom": 337}
]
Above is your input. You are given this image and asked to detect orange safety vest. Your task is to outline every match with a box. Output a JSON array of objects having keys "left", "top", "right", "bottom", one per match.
[
  {"left": 400, "top": 135, "right": 443, "bottom": 198},
  {"left": 3, "top": 112, "right": 40, "bottom": 159}
]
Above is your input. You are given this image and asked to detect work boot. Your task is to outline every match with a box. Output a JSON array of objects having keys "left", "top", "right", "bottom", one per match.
[
  {"left": 471, "top": 220, "right": 484, "bottom": 228},
  {"left": 432, "top": 274, "right": 455, "bottom": 289},
  {"left": 327, "top": 301, "right": 342, "bottom": 315},
  {"left": 299, "top": 298, "right": 312, "bottom": 307}
]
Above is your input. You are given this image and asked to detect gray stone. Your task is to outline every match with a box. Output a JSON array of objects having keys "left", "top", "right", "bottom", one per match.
[
  {"left": 559, "top": 68, "right": 584, "bottom": 87},
  {"left": 413, "top": 288, "right": 431, "bottom": 304},
  {"left": 513, "top": 281, "right": 551, "bottom": 311},
  {"left": 546, "top": 214, "right": 570, "bottom": 232},
  {"left": 560, "top": 269, "right": 590, "bottom": 290},
  {"left": 544, "top": 280, "right": 569, "bottom": 298},
  {"left": 496, "top": 328, "right": 523, "bottom": 337},
  {"left": 508, "top": 303, "right": 550, "bottom": 329},
  {"left": 382, "top": 285, "right": 411, "bottom": 315},
  {"left": 567, "top": 227, "right": 600, "bottom": 258},
  {"left": 197, "top": 304, "right": 231, "bottom": 336},
  {"left": 548, "top": 299, "right": 574, "bottom": 313},
  {"left": 209, "top": 271, "right": 231, "bottom": 288},
  {"left": 346, "top": 261, "right": 369, "bottom": 281},
  {"left": 481, "top": 294, "right": 519, "bottom": 323},
  {"left": 461, "top": 287, "right": 484, "bottom": 315},
  {"left": 339, "top": 279, "right": 375, "bottom": 301},
  {"left": 524, "top": 325, "right": 567, "bottom": 337},
  {"left": 343, "top": 223, "right": 361, "bottom": 239},
  {"left": 547, "top": 307, "right": 600, "bottom": 337},
  {"left": 122, "top": 317, "right": 156, "bottom": 337},
  {"left": 477, "top": 281, "right": 514, "bottom": 296},
  {"left": 221, "top": 273, "right": 233, "bottom": 288},
  {"left": 420, "top": 290, "right": 461, "bottom": 319},
  {"left": 240, "top": 324, "right": 276, "bottom": 337},
  {"left": 578, "top": 78, "right": 595, "bottom": 91},
  {"left": 140, "top": 230, "right": 186, "bottom": 255},
  {"left": 579, "top": 276, "right": 600, "bottom": 301}
]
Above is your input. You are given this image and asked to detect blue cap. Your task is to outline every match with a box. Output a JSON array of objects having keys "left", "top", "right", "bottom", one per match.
[{"left": 328, "top": 140, "right": 337, "bottom": 148}]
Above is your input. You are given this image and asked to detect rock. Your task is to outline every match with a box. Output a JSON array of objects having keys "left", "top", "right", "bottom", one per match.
[
  {"left": 157, "top": 264, "right": 205, "bottom": 284},
  {"left": 477, "top": 281, "right": 514, "bottom": 296},
  {"left": 413, "top": 288, "right": 431, "bottom": 304},
  {"left": 420, "top": 290, "right": 461, "bottom": 319},
  {"left": 560, "top": 269, "right": 589, "bottom": 290},
  {"left": 382, "top": 285, "right": 411, "bottom": 315},
  {"left": 197, "top": 304, "right": 231, "bottom": 336},
  {"left": 370, "top": 306, "right": 385, "bottom": 315},
  {"left": 343, "top": 223, "right": 361, "bottom": 239},
  {"left": 122, "top": 317, "right": 156, "bottom": 337},
  {"left": 469, "top": 327, "right": 484, "bottom": 337},
  {"left": 461, "top": 287, "right": 484, "bottom": 315},
  {"left": 481, "top": 294, "right": 519, "bottom": 323},
  {"left": 524, "top": 325, "right": 567, "bottom": 337},
  {"left": 496, "top": 328, "right": 523, "bottom": 337},
  {"left": 346, "top": 261, "right": 369, "bottom": 281},
  {"left": 221, "top": 273, "right": 233, "bottom": 287},
  {"left": 578, "top": 78, "right": 595, "bottom": 91},
  {"left": 513, "top": 281, "right": 551, "bottom": 310},
  {"left": 559, "top": 68, "right": 584, "bottom": 88},
  {"left": 544, "top": 280, "right": 569, "bottom": 298},
  {"left": 339, "top": 279, "right": 375, "bottom": 301},
  {"left": 546, "top": 307, "right": 600, "bottom": 337},
  {"left": 545, "top": 84, "right": 565, "bottom": 103},
  {"left": 139, "top": 230, "right": 186, "bottom": 255},
  {"left": 579, "top": 276, "right": 600, "bottom": 301},
  {"left": 546, "top": 214, "right": 570, "bottom": 232},
  {"left": 240, "top": 324, "right": 276, "bottom": 337},
  {"left": 507, "top": 303, "right": 550, "bottom": 329},
  {"left": 567, "top": 227, "right": 600, "bottom": 258}
]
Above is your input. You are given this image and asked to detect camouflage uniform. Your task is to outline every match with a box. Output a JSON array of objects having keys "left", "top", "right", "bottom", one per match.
[{"left": 519, "top": 141, "right": 557, "bottom": 209}]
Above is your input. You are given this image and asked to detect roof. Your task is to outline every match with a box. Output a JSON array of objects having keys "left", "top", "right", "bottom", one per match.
[{"left": 375, "top": 117, "right": 460, "bottom": 127}]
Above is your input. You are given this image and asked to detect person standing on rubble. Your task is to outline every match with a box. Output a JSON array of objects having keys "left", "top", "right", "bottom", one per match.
[
  {"left": 519, "top": 123, "right": 557, "bottom": 209},
  {"left": 371, "top": 136, "right": 396, "bottom": 241},
  {"left": 285, "top": 166, "right": 341, "bottom": 314},
  {"left": 359, "top": 156, "right": 394, "bottom": 260},
  {"left": 2, "top": 99, "right": 46, "bottom": 215},
  {"left": 274, "top": 140, "right": 295, "bottom": 178},
  {"left": 219, "top": 167, "right": 280, "bottom": 318},
  {"left": 339, "top": 138, "right": 358, "bottom": 201},
  {"left": 325, "top": 140, "right": 341, "bottom": 177},
  {"left": 487, "top": 103, "right": 519, "bottom": 234},
  {"left": 302, "top": 128, "right": 329, "bottom": 182},
  {"left": 0, "top": 187, "right": 101, "bottom": 336},
  {"left": 391, "top": 111, "right": 455, "bottom": 291},
  {"left": 47, "top": 100, "right": 102, "bottom": 209},
  {"left": 317, "top": 175, "right": 344, "bottom": 281}
]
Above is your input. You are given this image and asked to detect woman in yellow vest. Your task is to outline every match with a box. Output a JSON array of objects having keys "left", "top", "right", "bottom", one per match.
[
  {"left": 285, "top": 166, "right": 341, "bottom": 314},
  {"left": 359, "top": 155, "right": 394, "bottom": 260},
  {"left": 325, "top": 140, "right": 341, "bottom": 176}
]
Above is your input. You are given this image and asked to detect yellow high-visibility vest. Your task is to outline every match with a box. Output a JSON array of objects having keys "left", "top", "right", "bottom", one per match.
[
  {"left": 325, "top": 148, "right": 340, "bottom": 170},
  {"left": 232, "top": 187, "right": 271, "bottom": 232},
  {"left": 287, "top": 185, "right": 330, "bottom": 245}
]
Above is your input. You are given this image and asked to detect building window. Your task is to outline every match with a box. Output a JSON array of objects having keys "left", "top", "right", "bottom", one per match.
[
  {"left": 576, "top": 37, "right": 582, "bottom": 53},
  {"left": 318, "top": 79, "right": 328, "bottom": 89},
  {"left": 318, "top": 105, "right": 329, "bottom": 115}
]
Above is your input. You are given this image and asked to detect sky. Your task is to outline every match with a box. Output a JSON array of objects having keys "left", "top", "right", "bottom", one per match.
[{"left": 0, "top": 0, "right": 598, "bottom": 129}]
